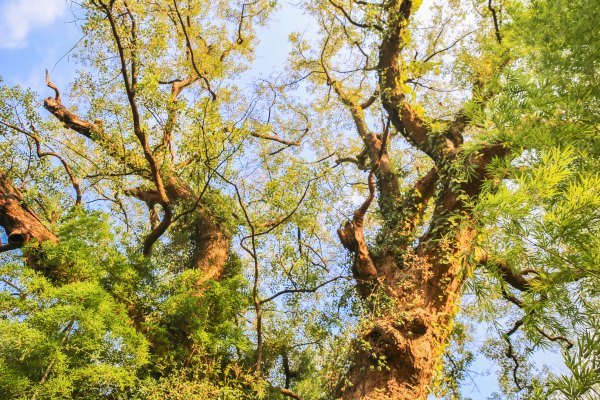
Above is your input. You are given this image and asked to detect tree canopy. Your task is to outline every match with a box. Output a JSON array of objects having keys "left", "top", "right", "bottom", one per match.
[{"left": 0, "top": 0, "right": 598, "bottom": 399}]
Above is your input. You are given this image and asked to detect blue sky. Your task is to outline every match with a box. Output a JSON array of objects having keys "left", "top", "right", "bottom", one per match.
[{"left": 0, "top": 0, "right": 80, "bottom": 92}]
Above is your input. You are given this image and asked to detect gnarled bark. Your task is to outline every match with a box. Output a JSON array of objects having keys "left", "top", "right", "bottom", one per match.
[
  {"left": 191, "top": 210, "right": 231, "bottom": 283},
  {"left": 340, "top": 227, "right": 475, "bottom": 400},
  {"left": 0, "top": 170, "right": 57, "bottom": 249},
  {"left": 0, "top": 170, "right": 58, "bottom": 275},
  {"left": 329, "top": 1, "right": 512, "bottom": 397}
]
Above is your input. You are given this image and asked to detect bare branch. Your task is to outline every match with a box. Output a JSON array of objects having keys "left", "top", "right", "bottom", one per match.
[
  {"left": 250, "top": 131, "right": 303, "bottom": 146},
  {"left": 328, "top": 0, "right": 383, "bottom": 32},
  {"left": 260, "top": 275, "right": 350, "bottom": 304},
  {"left": 173, "top": 0, "right": 217, "bottom": 100},
  {"left": 0, "top": 121, "right": 82, "bottom": 206},
  {"left": 45, "top": 69, "right": 60, "bottom": 102},
  {"left": 503, "top": 319, "right": 528, "bottom": 392},
  {"left": 488, "top": 0, "right": 502, "bottom": 44},
  {"left": 421, "top": 29, "right": 477, "bottom": 63},
  {"left": 360, "top": 87, "right": 379, "bottom": 109}
]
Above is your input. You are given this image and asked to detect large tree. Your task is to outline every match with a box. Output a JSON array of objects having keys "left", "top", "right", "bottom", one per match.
[{"left": 0, "top": 0, "right": 597, "bottom": 399}]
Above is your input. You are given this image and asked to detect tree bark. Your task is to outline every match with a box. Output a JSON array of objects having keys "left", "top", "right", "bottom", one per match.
[
  {"left": 327, "top": 0, "right": 515, "bottom": 396},
  {"left": 0, "top": 170, "right": 58, "bottom": 274},
  {"left": 340, "top": 229, "right": 474, "bottom": 400},
  {"left": 0, "top": 170, "right": 57, "bottom": 248}
]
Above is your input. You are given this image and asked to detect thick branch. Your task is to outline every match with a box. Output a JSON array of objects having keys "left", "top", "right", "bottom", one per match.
[
  {"left": 43, "top": 73, "right": 95, "bottom": 138},
  {"left": 377, "top": 0, "right": 450, "bottom": 163},
  {"left": 397, "top": 167, "right": 439, "bottom": 232},
  {"left": 337, "top": 125, "right": 391, "bottom": 279},
  {"left": 477, "top": 250, "right": 533, "bottom": 292},
  {"left": 0, "top": 170, "right": 58, "bottom": 251},
  {"left": 250, "top": 131, "right": 302, "bottom": 146},
  {"left": 172, "top": 0, "right": 217, "bottom": 100},
  {"left": 329, "top": 81, "right": 399, "bottom": 202}
]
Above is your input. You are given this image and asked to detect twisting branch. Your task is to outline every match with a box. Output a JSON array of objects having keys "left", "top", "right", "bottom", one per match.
[
  {"left": 43, "top": 71, "right": 95, "bottom": 138},
  {"left": 0, "top": 121, "right": 81, "bottom": 206},
  {"left": 337, "top": 121, "right": 391, "bottom": 278},
  {"left": 328, "top": 0, "right": 383, "bottom": 32},
  {"left": 501, "top": 286, "right": 523, "bottom": 308},
  {"left": 377, "top": 0, "right": 449, "bottom": 164},
  {"left": 360, "top": 87, "right": 380, "bottom": 109},
  {"left": 45, "top": 69, "right": 60, "bottom": 102},
  {"left": 250, "top": 131, "right": 304, "bottom": 146},
  {"left": 503, "top": 318, "right": 526, "bottom": 391},
  {"left": 476, "top": 250, "right": 535, "bottom": 292},
  {"left": 259, "top": 275, "right": 350, "bottom": 304},
  {"left": 535, "top": 327, "right": 573, "bottom": 349},
  {"left": 488, "top": 0, "right": 502, "bottom": 44},
  {"left": 172, "top": 0, "right": 217, "bottom": 100}
]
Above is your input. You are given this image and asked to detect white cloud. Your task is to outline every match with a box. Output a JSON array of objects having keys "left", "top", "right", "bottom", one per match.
[{"left": 0, "top": 0, "right": 67, "bottom": 49}]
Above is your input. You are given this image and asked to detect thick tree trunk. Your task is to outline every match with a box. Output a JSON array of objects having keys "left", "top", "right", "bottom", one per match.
[
  {"left": 340, "top": 229, "right": 474, "bottom": 400},
  {"left": 191, "top": 210, "right": 231, "bottom": 283}
]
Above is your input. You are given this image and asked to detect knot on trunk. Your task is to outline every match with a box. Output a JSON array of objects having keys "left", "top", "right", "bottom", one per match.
[
  {"left": 337, "top": 220, "right": 377, "bottom": 277},
  {"left": 8, "top": 230, "right": 29, "bottom": 245},
  {"left": 393, "top": 315, "right": 428, "bottom": 338},
  {"left": 364, "top": 322, "right": 411, "bottom": 368}
]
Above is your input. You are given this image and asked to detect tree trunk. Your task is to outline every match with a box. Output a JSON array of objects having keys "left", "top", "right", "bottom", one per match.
[
  {"left": 340, "top": 228, "right": 474, "bottom": 400},
  {"left": 191, "top": 210, "right": 231, "bottom": 283}
]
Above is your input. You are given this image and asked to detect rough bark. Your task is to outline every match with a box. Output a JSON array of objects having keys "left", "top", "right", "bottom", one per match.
[
  {"left": 0, "top": 170, "right": 58, "bottom": 274},
  {"left": 0, "top": 171, "right": 57, "bottom": 247},
  {"left": 331, "top": 1, "right": 512, "bottom": 397},
  {"left": 191, "top": 210, "right": 231, "bottom": 283},
  {"left": 339, "top": 146, "right": 509, "bottom": 399},
  {"left": 340, "top": 228, "right": 475, "bottom": 400}
]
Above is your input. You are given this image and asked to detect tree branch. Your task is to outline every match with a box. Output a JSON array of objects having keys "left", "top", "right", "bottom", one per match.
[
  {"left": 0, "top": 121, "right": 82, "bottom": 206},
  {"left": 172, "top": 0, "right": 217, "bottom": 100},
  {"left": 259, "top": 275, "right": 349, "bottom": 304},
  {"left": 488, "top": 0, "right": 502, "bottom": 44}
]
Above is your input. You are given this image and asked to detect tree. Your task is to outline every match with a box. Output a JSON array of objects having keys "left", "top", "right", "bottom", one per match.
[{"left": 0, "top": 0, "right": 597, "bottom": 399}]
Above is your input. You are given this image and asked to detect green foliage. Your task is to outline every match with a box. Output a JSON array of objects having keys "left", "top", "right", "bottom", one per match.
[
  {"left": 0, "top": 210, "right": 260, "bottom": 399},
  {"left": 454, "top": 0, "right": 600, "bottom": 397}
]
